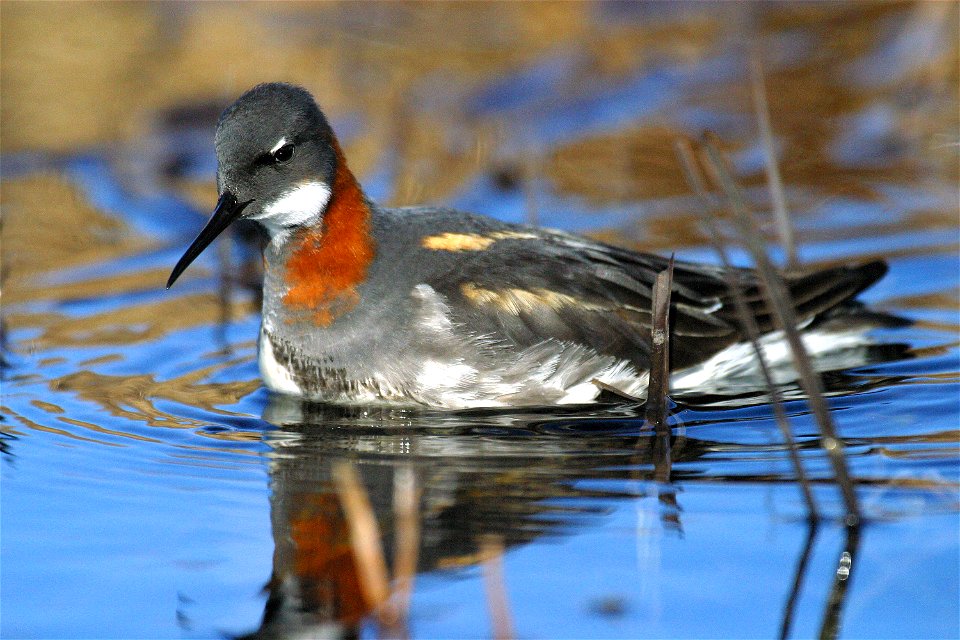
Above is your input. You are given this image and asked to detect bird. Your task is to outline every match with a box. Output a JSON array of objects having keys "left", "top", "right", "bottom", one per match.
[{"left": 166, "top": 82, "right": 889, "bottom": 409}]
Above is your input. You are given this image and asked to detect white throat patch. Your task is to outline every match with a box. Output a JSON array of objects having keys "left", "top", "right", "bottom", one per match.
[{"left": 252, "top": 180, "right": 331, "bottom": 236}]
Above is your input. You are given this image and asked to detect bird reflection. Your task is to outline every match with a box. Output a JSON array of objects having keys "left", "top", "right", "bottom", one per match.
[{"left": 241, "top": 397, "right": 701, "bottom": 638}]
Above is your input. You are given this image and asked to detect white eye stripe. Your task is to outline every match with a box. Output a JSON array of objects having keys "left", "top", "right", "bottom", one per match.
[{"left": 270, "top": 137, "right": 289, "bottom": 155}]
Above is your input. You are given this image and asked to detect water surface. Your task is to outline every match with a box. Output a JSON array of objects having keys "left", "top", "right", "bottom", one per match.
[{"left": 2, "top": 3, "right": 958, "bottom": 638}]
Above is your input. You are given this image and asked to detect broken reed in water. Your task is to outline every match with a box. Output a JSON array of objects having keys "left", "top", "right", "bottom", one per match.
[{"left": 644, "top": 256, "right": 675, "bottom": 432}]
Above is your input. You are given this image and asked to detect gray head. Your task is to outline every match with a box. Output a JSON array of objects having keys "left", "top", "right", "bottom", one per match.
[{"left": 167, "top": 83, "right": 341, "bottom": 288}]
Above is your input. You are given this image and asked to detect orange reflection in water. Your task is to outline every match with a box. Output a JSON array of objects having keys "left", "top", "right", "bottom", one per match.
[{"left": 287, "top": 493, "right": 370, "bottom": 626}]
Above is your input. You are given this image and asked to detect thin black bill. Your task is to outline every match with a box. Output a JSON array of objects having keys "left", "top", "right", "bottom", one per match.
[{"left": 166, "top": 192, "right": 252, "bottom": 289}]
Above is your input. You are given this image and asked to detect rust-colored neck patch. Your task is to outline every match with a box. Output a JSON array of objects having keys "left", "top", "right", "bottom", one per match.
[{"left": 282, "top": 142, "right": 375, "bottom": 326}]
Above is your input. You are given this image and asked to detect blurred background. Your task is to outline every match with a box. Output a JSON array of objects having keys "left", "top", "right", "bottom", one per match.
[
  {"left": 3, "top": 1, "right": 957, "bottom": 376},
  {"left": 4, "top": 2, "right": 957, "bottom": 222},
  {"left": 1, "top": 3, "right": 958, "bottom": 638}
]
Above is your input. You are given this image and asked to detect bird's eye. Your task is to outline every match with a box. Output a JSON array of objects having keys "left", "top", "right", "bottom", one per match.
[{"left": 272, "top": 143, "right": 294, "bottom": 164}]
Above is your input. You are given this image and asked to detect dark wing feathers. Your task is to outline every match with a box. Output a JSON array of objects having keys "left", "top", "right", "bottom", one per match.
[
  {"left": 712, "top": 261, "right": 888, "bottom": 334},
  {"left": 422, "top": 222, "right": 886, "bottom": 372}
]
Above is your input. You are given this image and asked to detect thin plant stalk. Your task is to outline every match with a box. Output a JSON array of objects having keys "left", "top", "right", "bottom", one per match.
[
  {"left": 390, "top": 464, "right": 419, "bottom": 637},
  {"left": 780, "top": 519, "right": 820, "bottom": 640},
  {"left": 675, "top": 138, "right": 819, "bottom": 521},
  {"left": 700, "top": 137, "right": 861, "bottom": 523},
  {"left": 750, "top": 47, "right": 797, "bottom": 267},
  {"left": 524, "top": 154, "right": 540, "bottom": 227},
  {"left": 652, "top": 430, "right": 680, "bottom": 531},
  {"left": 331, "top": 461, "right": 392, "bottom": 621},
  {"left": 818, "top": 523, "right": 862, "bottom": 640},
  {"left": 646, "top": 258, "right": 680, "bottom": 528},
  {"left": 480, "top": 535, "right": 515, "bottom": 640},
  {"left": 216, "top": 231, "right": 233, "bottom": 354},
  {"left": 644, "top": 257, "right": 675, "bottom": 432}
]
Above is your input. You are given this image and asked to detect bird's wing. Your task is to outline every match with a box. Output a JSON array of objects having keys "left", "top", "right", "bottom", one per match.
[
  {"left": 419, "top": 226, "right": 733, "bottom": 370},
  {"left": 416, "top": 221, "right": 887, "bottom": 371}
]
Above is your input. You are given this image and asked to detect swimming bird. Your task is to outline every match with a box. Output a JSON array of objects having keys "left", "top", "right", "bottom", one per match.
[{"left": 167, "top": 82, "right": 888, "bottom": 408}]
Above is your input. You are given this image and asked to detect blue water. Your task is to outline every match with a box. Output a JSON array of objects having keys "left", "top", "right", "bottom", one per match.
[{"left": 3, "top": 4, "right": 959, "bottom": 639}]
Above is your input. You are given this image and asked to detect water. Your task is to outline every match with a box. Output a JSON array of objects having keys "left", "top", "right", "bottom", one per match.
[{"left": 2, "top": 3, "right": 958, "bottom": 638}]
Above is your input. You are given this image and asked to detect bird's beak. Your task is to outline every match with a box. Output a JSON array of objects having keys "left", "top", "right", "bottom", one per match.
[{"left": 166, "top": 192, "right": 252, "bottom": 289}]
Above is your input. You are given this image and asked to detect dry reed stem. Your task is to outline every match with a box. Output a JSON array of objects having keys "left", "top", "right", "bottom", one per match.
[
  {"left": 675, "top": 137, "right": 819, "bottom": 521},
  {"left": 215, "top": 234, "right": 233, "bottom": 355},
  {"left": 480, "top": 535, "right": 515, "bottom": 640},
  {"left": 390, "top": 464, "right": 420, "bottom": 636},
  {"left": 749, "top": 44, "right": 797, "bottom": 267},
  {"left": 644, "top": 257, "right": 675, "bottom": 432},
  {"left": 331, "top": 461, "right": 392, "bottom": 622},
  {"left": 699, "top": 136, "right": 861, "bottom": 523},
  {"left": 779, "top": 520, "right": 819, "bottom": 640},
  {"left": 818, "top": 524, "right": 861, "bottom": 639},
  {"left": 524, "top": 153, "right": 540, "bottom": 227},
  {"left": 652, "top": 417, "right": 674, "bottom": 489}
]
